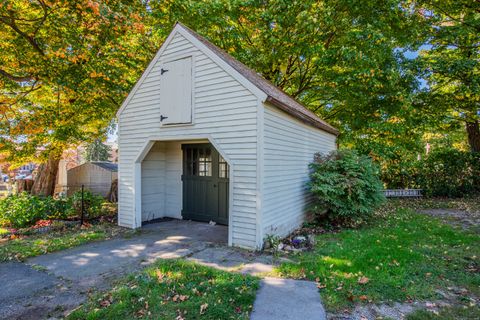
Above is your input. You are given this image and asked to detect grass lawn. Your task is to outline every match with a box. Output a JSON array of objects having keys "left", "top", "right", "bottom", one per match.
[
  {"left": 68, "top": 259, "right": 259, "bottom": 320},
  {"left": 0, "top": 223, "right": 128, "bottom": 262},
  {"left": 274, "top": 208, "right": 480, "bottom": 311}
]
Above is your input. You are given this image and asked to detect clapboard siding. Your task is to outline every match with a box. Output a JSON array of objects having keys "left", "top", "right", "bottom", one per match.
[
  {"left": 141, "top": 142, "right": 165, "bottom": 222},
  {"left": 118, "top": 31, "right": 259, "bottom": 248},
  {"left": 261, "top": 104, "right": 336, "bottom": 239},
  {"left": 164, "top": 142, "right": 183, "bottom": 218}
]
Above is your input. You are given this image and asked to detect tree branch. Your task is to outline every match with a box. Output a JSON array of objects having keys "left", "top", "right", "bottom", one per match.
[
  {"left": 0, "top": 13, "right": 45, "bottom": 56},
  {"left": 0, "top": 69, "right": 35, "bottom": 82}
]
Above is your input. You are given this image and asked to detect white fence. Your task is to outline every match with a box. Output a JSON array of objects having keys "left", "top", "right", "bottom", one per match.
[{"left": 383, "top": 189, "right": 423, "bottom": 198}]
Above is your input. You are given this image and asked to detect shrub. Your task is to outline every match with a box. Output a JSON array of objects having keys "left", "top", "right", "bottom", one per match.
[
  {"left": 66, "top": 190, "right": 104, "bottom": 219},
  {"left": 0, "top": 190, "right": 106, "bottom": 228},
  {"left": 0, "top": 193, "right": 68, "bottom": 228},
  {"left": 309, "top": 150, "right": 385, "bottom": 226},
  {"left": 381, "top": 159, "right": 421, "bottom": 189},
  {"left": 418, "top": 149, "right": 480, "bottom": 197}
]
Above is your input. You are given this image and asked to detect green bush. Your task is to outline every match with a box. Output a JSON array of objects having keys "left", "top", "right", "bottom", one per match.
[
  {"left": 418, "top": 149, "right": 480, "bottom": 197},
  {"left": 66, "top": 190, "right": 104, "bottom": 219},
  {"left": 381, "top": 159, "right": 420, "bottom": 189},
  {"left": 309, "top": 150, "right": 385, "bottom": 226},
  {"left": 381, "top": 149, "right": 480, "bottom": 197},
  {"left": 0, "top": 193, "right": 68, "bottom": 228},
  {"left": 0, "top": 190, "right": 106, "bottom": 228}
]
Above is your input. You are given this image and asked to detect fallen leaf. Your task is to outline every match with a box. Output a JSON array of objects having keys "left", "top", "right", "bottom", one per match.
[
  {"left": 359, "top": 295, "right": 368, "bottom": 301},
  {"left": 99, "top": 299, "right": 111, "bottom": 307},
  {"left": 200, "top": 303, "right": 208, "bottom": 314},
  {"left": 358, "top": 276, "right": 369, "bottom": 285},
  {"left": 156, "top": 270, "right": 165, "bottom": 282}
]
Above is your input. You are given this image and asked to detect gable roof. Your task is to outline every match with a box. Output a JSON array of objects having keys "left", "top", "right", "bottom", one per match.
[
  {"left": 117, "top": 22, "right": 339, "bottom": 136},
  {"left": 177, "top": 23, "right": 339, "bottom": 136}
]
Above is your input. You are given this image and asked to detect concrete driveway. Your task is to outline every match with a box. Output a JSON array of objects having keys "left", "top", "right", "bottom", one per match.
[
  {"left": 0, "top": 219, "right": 325, "bottom": 320},
  {"left": 0, "top": 220, "right": 232, "bottom": 319}
]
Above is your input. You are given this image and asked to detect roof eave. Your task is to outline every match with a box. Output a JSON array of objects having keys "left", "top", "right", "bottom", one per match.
[{"left": 265, "top": 96, "right": 340, "bottom": 136}]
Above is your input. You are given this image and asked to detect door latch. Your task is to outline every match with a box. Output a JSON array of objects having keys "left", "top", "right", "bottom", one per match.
[
  {"left": 160, "top": 115, "right": 168, "bottom": 122},
  {"left": 161, "top": 68, "right": 169, "bottom": 75}
]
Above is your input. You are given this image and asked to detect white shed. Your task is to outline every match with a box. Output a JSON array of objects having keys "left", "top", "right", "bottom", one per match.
[{"left": 117, "top": 23, "right": 338, "bottom": 249}]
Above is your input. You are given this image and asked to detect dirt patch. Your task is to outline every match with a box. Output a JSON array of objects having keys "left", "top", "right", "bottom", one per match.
[
  {"left": 328, "top": 287, "right": 479, "bottom": 320},
  {"left": 418, "top": 208, "right": 480, "bottom": 230}
]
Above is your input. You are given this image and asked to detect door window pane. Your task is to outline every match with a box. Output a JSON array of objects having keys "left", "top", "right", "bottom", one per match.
[
  {"left": 198, "top": 147, "right": 212, "bottom": 176},
  {"left": 219, "top": 155, "right": 229, "bottom": 178}
]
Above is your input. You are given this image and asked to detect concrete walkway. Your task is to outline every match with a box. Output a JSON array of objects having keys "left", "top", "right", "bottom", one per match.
[
  {"left": 0, "top": 220, "right": 326, "bottom": 320},
  {"left": 251, "top": 277, "right": 326, "bottom": 320}
]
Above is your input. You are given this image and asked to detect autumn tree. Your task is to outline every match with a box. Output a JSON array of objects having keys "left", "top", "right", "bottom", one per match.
[{"left": 0, "top": 0, "right": 152, "bottom": 194}]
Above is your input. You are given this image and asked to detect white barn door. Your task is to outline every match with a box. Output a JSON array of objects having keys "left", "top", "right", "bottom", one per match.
[{"left": 159, "top": 56, "right": 192, "bottom": 124}]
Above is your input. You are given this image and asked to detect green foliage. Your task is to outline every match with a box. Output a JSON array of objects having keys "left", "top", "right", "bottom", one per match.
[
  {"left": 150, "top": 0, "right": 424, "bottom": 162},
  {"left": 309, "top": 150, "right": 385, "bottom": 225},
  {"left": 418, "top": 149, "right": 480, "bottom": 197},
  {"left": 0, "top": 190, "right": 106, "bottom": 228},
  {"left": 274, "top": 208, "right": 480, "bottom": 310},
  {"left": 0, "top": 0, "right": 478, "bottom": 173},
  {"left": 68, "top": 259, "right": 259, "bottom": 320},
  {"left": 0, "top": 193, "right": 68, "bottom": 228},
  {"left": 380, "top": 157, "right": 420, "bottom": 189},
  {"left": 0, "top": 228, "right": 9, "bottom": 237},
  {"left": 84, "top": 139, "right": 112, "bottom": 162},
  {"left": 66, "top": 190, "right": 104, "bottom": 219},
  {"left": 413, "top": 0, "right": 480, "bottom": 152},
  {"left": 264, "top": 234, "right": 282, "bottom": 256},
  {"left": 380, "top": 149, "right": 480, "bottom": 197}
]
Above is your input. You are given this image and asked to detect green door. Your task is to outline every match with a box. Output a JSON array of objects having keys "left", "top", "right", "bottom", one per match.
[{"left": 182, "top": 144, "right": 229, "bottom": 225}]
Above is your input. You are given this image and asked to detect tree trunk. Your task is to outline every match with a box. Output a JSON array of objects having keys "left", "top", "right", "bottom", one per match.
[
  {"left": 31, "top": 155, "right": 60, "bottom": 196},
  {"left": 17, "top": 179, "right": 34, "bottom": 193},
  {"left": 108, "top": 178, "right": 118, "bottom": 203},
  {"left": 466, "top": 120, "right": 480, "bottom": 153}
]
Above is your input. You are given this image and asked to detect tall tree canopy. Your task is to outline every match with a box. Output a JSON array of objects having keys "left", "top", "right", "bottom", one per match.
[
  {"left": 1, "top": 0, "right": 478, "bottom": 192},
  {"left": 148, "top": 0, "right": 425, "bottom": 160}
]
